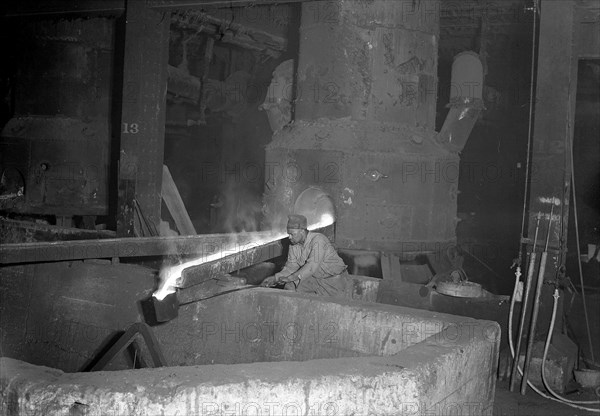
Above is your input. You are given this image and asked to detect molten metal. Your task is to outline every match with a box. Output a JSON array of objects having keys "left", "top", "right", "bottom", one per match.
[{"left": 153, "top": 213, "right": 335, "bottom": 300}]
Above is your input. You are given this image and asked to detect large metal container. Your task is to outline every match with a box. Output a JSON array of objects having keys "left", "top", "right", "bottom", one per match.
[{"left": 264, "top": 0, "right": 459, "bottom": 254}]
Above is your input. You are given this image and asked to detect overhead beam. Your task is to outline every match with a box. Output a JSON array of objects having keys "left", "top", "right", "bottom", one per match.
[
  {"left": 148, "top": 0, "right": 321, "bottom": 9},
  {"left": 4, "top": 0, "right": 317, "bottom": 16},
  {"left": 4, "top": 0, "right": 124, "bottom": 17}
]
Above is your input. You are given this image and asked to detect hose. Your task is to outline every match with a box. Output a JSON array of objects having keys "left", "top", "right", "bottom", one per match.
[
  {"left": 508, "top": 271, "right": 600, "bottom": 412},
  {"left": 511, "top": 214, "right": 542, "bottom": 392},
  {"left": 507, "top": 0, "right": 598, "bottom": 409},
  {"left": 518, "top": 0, "right": 539, "bottom": 257}
]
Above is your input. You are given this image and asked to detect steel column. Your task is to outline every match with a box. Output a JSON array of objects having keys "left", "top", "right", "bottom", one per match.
[{"left": 116, "top": 0, "right": 170, "bottom": 236}]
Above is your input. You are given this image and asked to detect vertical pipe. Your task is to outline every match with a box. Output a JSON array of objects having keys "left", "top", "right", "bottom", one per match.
[
  {"left": 510, "top": 213, "right": 541, "bottom": 392},
  {"left": 520, "top": 205, "right": 554, "bottom": 394}
]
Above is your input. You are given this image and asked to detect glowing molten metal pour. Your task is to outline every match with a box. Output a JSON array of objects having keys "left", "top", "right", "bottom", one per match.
[{"left": 153, "top": 213, "right": 335, "bottom": 300}]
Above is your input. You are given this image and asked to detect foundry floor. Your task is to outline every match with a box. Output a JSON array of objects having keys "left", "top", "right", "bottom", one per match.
[{"left": 493, "top": 380, "right": 600, "bottom": 415}]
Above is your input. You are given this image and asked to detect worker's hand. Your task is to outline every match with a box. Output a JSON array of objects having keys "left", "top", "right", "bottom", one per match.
[
  {"left": 260, "top": 275, "right": 279, "bottom": 287},
  {"left": 278, "top": 275, "right": 296, "bottom": 283}
]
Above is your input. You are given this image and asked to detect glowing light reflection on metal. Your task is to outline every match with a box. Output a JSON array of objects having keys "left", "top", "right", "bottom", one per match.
[{"left": 153, "top": 213, "right": 334, "bottom": 300}]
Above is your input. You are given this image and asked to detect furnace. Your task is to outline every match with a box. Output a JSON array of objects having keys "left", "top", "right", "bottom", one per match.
[{"left": 263, "top": 0, "right": 483, "bottom": 272}]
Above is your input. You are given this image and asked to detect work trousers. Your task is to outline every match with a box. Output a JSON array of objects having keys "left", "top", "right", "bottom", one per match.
[{"left": 284, "top": 272, "right": 348, "bottom": 298}]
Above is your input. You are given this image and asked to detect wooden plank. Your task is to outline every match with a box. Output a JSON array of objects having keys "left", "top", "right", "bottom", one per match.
[
  {"left": 116, "top": 1, "right": 170, "bottom": 237},
  {"left": 161, "top": 165, "right": 196, "bottom": 236},
  {"left": 380, "top": 252, "right": 403, "bottom": 281},
  {"left": 380, "top": 252, "right": 393, "bottom": 280}
]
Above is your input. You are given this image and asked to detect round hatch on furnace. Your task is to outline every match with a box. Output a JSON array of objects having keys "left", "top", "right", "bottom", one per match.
[{"left": 293, "top": 187, "right": 336, "bottom": 229}]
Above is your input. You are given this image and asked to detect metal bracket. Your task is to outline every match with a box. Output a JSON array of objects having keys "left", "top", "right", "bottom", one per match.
[{"left": 89, "top": 322, "right": 167, "bottom": 371}]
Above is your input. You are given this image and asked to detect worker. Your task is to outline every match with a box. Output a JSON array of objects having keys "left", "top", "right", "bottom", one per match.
[{"left": 260, "top": 214, "right": 348, "bottom": 297}]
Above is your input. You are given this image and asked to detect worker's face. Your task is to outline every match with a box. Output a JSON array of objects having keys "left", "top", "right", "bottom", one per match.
[{"left": 287, "top": 228, "right": 305, "bottom": 245}]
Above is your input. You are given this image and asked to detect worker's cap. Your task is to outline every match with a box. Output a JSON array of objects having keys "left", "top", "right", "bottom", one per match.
[{"left": 287, "top": 214, "right": 307, "bottom": 230}]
